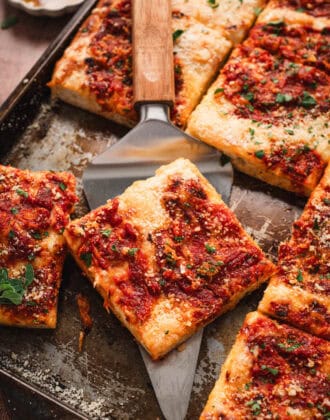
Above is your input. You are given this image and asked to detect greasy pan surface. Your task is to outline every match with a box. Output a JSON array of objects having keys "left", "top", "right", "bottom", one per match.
[{"left": 0, "top": 2, "right": 306, "bottom": 418}]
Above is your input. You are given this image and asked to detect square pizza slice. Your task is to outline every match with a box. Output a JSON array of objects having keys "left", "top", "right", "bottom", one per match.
[
  {"left": 0, "top": 165, "right": 77, "bottom": 328},
  {"left": 64, "top": 159, "right": 274, "bottom": 359},
  {"left": 49, "top": 0, "right": 232, "bottom": 129},
  {"left": 259, "top": 164, "right": 330, "bottom": 340},
  {"left": 187, "top": 12, "right": 330, "bottom": 196},
  {"left": 201, "top": 311, "right": 330, "bottom": 420}
]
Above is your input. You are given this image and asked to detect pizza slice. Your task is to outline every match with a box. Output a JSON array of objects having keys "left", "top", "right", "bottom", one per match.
[
  {"left": 49, "top": 0, "right": 232, "bottom": 129},
  {"left": 187, "top": 12, "right": 330, "bottom": 196},
  {"left": 171, "top": 0, "right": 267, "bottom": 45},
  {"left": 201, "top": 311, "right": 330, "bottom": 420},
  {"left": 259, "top": 164, "right": 330, "bottom": 340},
  {"left": 64, "top": 159, "right": 274, "bottom": 359},
  {"left": 0, "top": 165, "right": 77, "bottom": 328}
]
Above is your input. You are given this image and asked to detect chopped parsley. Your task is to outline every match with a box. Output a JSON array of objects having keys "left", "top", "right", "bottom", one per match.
[
  {"left": 10, "top": 207, "right": 19, "bottom": 215},
  {"left": 246, "top": 400, "right": 261, "bottom": 416},
  {"left": 174, "top": 236, "right": 184, "bottom": 243},
  {"left": 276, "top": 93, "right": 292, "bottom": 104},
  {"left": 296, "top": 269, "right": 303, "bottom": 282},
  {"left": 255, "top": 150, "right": 265, "bottom": 159},
  {"left": 205, "top": 243, "right": 216, "bottom": 254},
  {"left": 127, "top": 248, "right": 139, "bottom": 256},
  {"left": 277, "top": 341, "right": 302, "bottom": 352},
  {"left": 8, "top": 230, "right": 16, "bottom": 239},
  {"left": 172, "top": 29, "right": 184, "bottom": 42},
  {"left": 207, "top": 0, "right": 219, "bottom": 8},
  {"left": 101, "top": 228, "right": 112, "bottom": 237},
  {"left": 59, "top": 182, "right": 67, "bottom": 191},
  {"left": 16, "top": 188, "right": 28, "bottom": 198},
  {"left": 285, "top": 129, "right": 294, "bottom": 135},
  {"left": 261, "top": 365, "right": 279, "bottom": 376},
  {"left": 80, "top": 252, "right": 92, "bottom": 267},
  {"left": 214, "top": 87, "right": 224, "bottom": 95},
  {"left": 301, "top": 91, "right": 317, "bottom": 108}
]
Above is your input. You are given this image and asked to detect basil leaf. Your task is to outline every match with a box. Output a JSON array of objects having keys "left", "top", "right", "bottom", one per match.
[{"left": 25, "top": 264, "right": 34, "bottom": 287}]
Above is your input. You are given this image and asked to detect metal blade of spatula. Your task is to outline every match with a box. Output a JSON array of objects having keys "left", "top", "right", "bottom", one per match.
[{"left": 82, "top": 1, "right": 233, "bottom": 419}]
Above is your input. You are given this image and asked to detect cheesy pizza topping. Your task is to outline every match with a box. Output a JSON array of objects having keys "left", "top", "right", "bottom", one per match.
[
  {"left": 220, "top": 22, "right": 330, "bottom": 124},
  {"left": 201, "top": 312, "right": 330, "bottom": 419},
  {"left": 0, "top": 166, "right": 77, "bottom": 326},
  {"left": 153, "top": 177, "right": 268, "bottom": 324},
  {"left": 70, "top": 176, "right": 271, "bottom": 326},
  {"left": 241, "top": 315, "right": 329, "bottom": 418},
  {"left": 259, "top": 166, "right": 329, "bottom": 338}
]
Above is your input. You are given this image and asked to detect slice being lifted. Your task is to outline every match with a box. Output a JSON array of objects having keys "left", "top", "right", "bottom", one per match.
[
  {"left": 49, "top": 0, "right": 232, "bottom": 129},
  {"left": 64, "top": 159, "right": 274, "bottom": 359},
  {"left": 259, "top": 164, "right": 330, "bottom": 340},
  {"left": 187, "top": 10, "right": 330, "bottom": 196},
  {"left": 201, "top": 311, "right": 330, "bottom": 419},
  {"left": 0, "top": 165, "right": 77, "bottom": 328}
]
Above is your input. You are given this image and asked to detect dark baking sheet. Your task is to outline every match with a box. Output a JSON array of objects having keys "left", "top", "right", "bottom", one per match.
[{"left": 0, "top": 2, "right": 306, "bottom": 418}]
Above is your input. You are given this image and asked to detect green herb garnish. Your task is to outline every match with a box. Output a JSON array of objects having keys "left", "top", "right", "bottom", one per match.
[
  {"left": 0, "top": 264, "right": 34, "bottom": 305},
  {"left": 173, "top": 29, "right": 184, "bottom": 42},
  {"left": 80, "top": 252, "right": 92, "bottom": 267}
]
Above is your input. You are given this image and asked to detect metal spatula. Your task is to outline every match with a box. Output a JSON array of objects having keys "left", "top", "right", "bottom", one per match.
[{"left": 82, "top": 0, "right": 233, "bottom": 419}]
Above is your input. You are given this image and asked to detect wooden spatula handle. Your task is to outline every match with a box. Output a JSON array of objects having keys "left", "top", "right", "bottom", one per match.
[{"left": 133, "top": 0, "right": 175, "bottom": 106}]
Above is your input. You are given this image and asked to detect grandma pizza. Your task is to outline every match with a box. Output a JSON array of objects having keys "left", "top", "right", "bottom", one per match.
[
  {"left": 0, "top": 165, "right": 77, "bottom": 328},
  {"left": 201, "top": 311, "right": 330, "bottom": 419},
  {"left": 49, "top": 0, "right": 232, "bottom": 129},
  {"left": 259, "top": 164, "right": 330, "bottom": 340},
  {"left": 187, "top": 8, "right": 330, "bottom": 196},
  {"left": 64, "top": 159, "right": 274, "bottom": 359}
]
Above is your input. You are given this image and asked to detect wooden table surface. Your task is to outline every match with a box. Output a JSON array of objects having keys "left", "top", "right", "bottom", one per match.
[
  {"left": 0, "top": 4, "right": 76, "bottom": 418},
  {"left": 0, "top": 1, "right": 71, "bottom": 105}
]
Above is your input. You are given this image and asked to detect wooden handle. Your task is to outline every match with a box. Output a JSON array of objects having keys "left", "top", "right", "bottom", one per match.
[{"left": 133, "top": 0, "right": 175, "bottom": 106}]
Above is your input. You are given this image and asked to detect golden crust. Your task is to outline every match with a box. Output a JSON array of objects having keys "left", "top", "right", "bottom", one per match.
[
  {"left": 64, "top": 159, "right": 274, "bottom": 359},
  {"left": 201, "top": 311, "right": 330, "bottom": 419},
  {"left": 187, "top": 15, "right": 330, "bottom": 196},
  {"left": 49, "top": 0, "right": 232, "bottom": 129},
  {"left": 259, "top": 164, "right": 330, "bottom": 340},
  {"left": 0, "top": 165, "right": 77, "bottom": 329}
]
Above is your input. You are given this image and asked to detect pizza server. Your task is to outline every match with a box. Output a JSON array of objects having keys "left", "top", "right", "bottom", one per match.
[{"left": 82, "top": 0, "right": 233, "bottom": 418}]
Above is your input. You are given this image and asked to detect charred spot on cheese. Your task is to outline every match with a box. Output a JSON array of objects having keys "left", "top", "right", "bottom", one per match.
[
  {"left": 276, "top": 0, "right": 330, "bottom": 17},
  {"left": 220, "top": 23, "right": 330, "bottom": 124}
]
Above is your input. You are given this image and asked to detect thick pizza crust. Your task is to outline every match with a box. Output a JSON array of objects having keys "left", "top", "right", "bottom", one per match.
[
  {"left": 259, "top": 164, "right": 330, "bottom": 340},
  {"left": 0, "top": 166, "right": 77, "bottom": 329},
  {"left": 201, "top": 311, "right": 330, "bottom": 419},
  {"left": 49, "top": 0, "right": 232, "bottom": 129},
  {"left": 172, "top": 0, "right": 267, "bottom": 45},
  {"left": 187, "top": 13, "right": 330, "bottom": 196},
  {"left": 64, "top": 159, "right": 274, "bottom": 359}
]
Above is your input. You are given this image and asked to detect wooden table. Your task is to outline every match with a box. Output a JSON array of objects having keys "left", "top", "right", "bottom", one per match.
[
  {"left": 0, "top": 2, "right": 70, "bottom": 105},
  {"left": 0, "top": 4, "right": 75, "bottom": 418}
]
